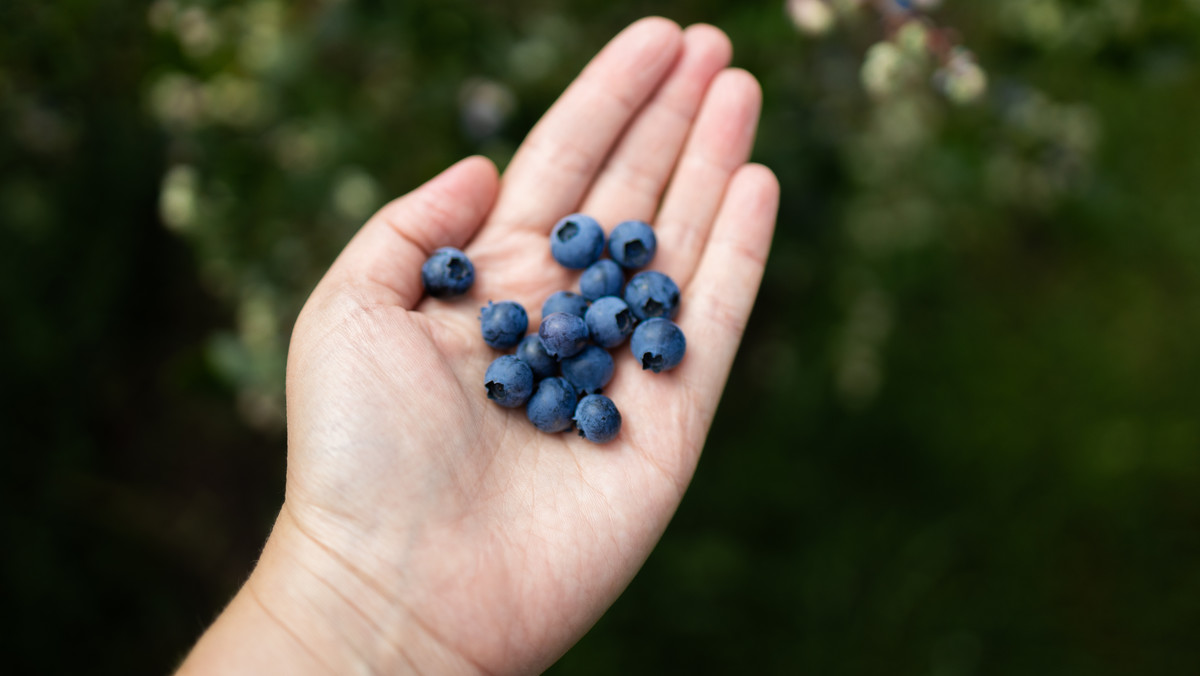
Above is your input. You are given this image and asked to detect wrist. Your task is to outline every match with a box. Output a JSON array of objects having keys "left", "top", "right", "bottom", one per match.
[{"left": 178, "top": 504, "right": 480, "bottom": 675}]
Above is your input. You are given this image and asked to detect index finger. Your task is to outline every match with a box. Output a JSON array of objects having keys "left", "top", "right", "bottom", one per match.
[{"left": 486, "top": 17, "right": 683, "bottom": 234}]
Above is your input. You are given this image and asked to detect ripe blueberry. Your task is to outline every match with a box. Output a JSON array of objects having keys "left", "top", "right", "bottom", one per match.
[
  {"left": 484, "top": 355, "right": 533, "bottom": 408},
  {"left": 623, "top": 270, "right": 680, "bottom": 321},
  {"left": 538, "top": 311, "right": 589, "bottom": 359},
  {"left": 550, "top": 214, "right": 605, "bottom": 269},
  {"left": 541, "top": 290, "right": 589, "bottom": 319},
  {"left": 479, "top": 300, "right": 528, "bottom": 349},
  {"left": 573, "top": 394, "right": 622, "bottom": 443},
  {"left": 630, "top": 318, "right": 686, "bottom": 373},
  {"left": 584, "top": 296, "right": 636, "bottom": 349},
  {"left": 420, "top": 247, "right": 475, "bottom": 298},
  {"left": 515, "top": 335, "right": 556, "bottom": 381},
  {"left": 526, "top": 377, "right": 578, "bottom": 433},
  {"left": 560, "top": 345, "right": 615, "bottom": 395},
  {"left": 607, "top": 220, "right": 657, "bottom": 269},
  {"left": 579, "top": 259, "right": 624, "bottom": 302}
]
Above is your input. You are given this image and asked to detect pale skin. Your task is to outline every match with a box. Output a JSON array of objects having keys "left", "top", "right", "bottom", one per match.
[{"left": 179, "top": 17, "right": 779, "bottom": 675}]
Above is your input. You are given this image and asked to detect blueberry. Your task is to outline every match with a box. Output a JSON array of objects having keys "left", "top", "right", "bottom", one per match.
[
  {"left": 550, "top": 213, "right": 605, "bottom": 269},
  {"left": 630, "top": 318, "right": 686, "bottom": 373},
  {"left": 623, "top": 270, "right": 680, "bottom": 321},
  {"left": 484, "top": 355, "right": 534, "bottom": 408},
  {"left": 560, "top": 345, "right": 615, "bottom": 395},
  {"left": 607, "top": 220, "right": 657, "bottom": 269},
  {"left": 479, "top": 300, "right": 528, "bottom": 349},
  {"left": 420, "top": 247, "right": 475, "bottom": 298},
  {"left": 538, "top": 312, "right": 589, "bottom": 359},
  {"left": 526, "top": 377, "right": 578, "bottom": 433},
  {"left": 541, "top": 290, "right": 589, "bottom": 319},
  {"left": 573, "top": 394, "right": 622, "bottom": 444},
  {"left": 584, "top": 296, "right": 636, "bottom": 349},
  {"left": 515, "top": 335, "right": 556, "bottom": 380},
  {"left": 579, "top": 259, "right": 625, "bottom": 301}
]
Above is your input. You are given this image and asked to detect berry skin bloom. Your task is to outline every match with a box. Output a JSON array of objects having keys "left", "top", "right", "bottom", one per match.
[
  {"left": 538, "top": 312, "right": 589, "bottom": 359},
  {"left": 574, "top": 394, "right": 622, "bottom": 443},
  {"left": 550, "top": 213, "right": 606, "bottom": 269},
  {"left": 580, "top": 259, "right": 625, "bottom": 301},
  {"left": 560, "top": 345, "right": 615, "bottom": 395},
  {"left": 515, "top": 335, "right": 557, "bottom": 381},
  {"left": 623, "top": 270, "right": 680, "bottom": 321},
  {"left": 607, "top": 220, "right": 657, "bottom": 269},
  {"left": 630, "top": 318, "right": 686, "bottom": 373},
  {"left": 484, "top": 355, "right": 534, "bottom": 408},
  {"left": 541, "top": 290, "right": 590, "bottom": 319},
  {"left": 479, "top": 301, "right": 528, "bottom": 349},
  {"left": 584, "top": 296, "right": 636, "bottom": 349},
  {"left": 526, "top": 377, "right": 579, "bottom": 433},
  {"left": 420, "top": 247, "right": 475, "bottom": 298}
]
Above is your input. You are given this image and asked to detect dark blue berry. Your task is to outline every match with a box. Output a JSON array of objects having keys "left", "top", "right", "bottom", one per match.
[
  {"left": 541, "top": 290, "right": 589, "bottom": 319},
  {"left": 479, "top": 301, "right": 528, "bottom": 349},
  {"left": 630, "top": 318, "right": 686, "bottom": 373},
  {"left": 538, "top": 312, "right": 589, "bottom": 359},
  {"left": 579, "top": 259, "right": 625, "bottom": 301},
  {"left": 584, "top": 296, "right": 636, "bottom": 349},
  {"left": 573, "top": 394, "right": 622, "bottom": 443},
  {"left": 515, "top": 335, "right": 556, "bottom": 381},
  {"left": 526, "top": 377, "right": 578, "bottom": 433},
  {"left": 420, "top": 247, "right": 475, "bottom": 298},
  {"left": 607, "top": 220, "right": 657, "bottom": 269},
  {"left": 484, "top": 355, "right": 533, "bottom": 408},
  {"left": 560, "top": 345, "right": 615, "bottom": 395},
  {"left": 623, "top": 270, "right": 680, "bottom": 321},
  {"left": 550, "top": 214, "right": 605, "bottom": 269}
]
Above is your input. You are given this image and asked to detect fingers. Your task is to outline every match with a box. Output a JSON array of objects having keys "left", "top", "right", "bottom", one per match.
[
  {"left": 321, "top": 156, "right": 500, "bottom": 309},
  {"left": 487, "top": 17, "right": 683, "bottom": 234},
  {"left": 678, "top": 163, "right": 779, "bottom": 403},
  {"left": 652, "top": 69, "right": 762, "bottom": 286},
  {"left": 580, "top": 24, "right": 733, "bottom": 226}
]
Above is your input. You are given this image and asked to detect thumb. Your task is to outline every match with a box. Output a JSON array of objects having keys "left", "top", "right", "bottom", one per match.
[{"left": 321, "top": 156, "right": 500, "bottom": 308}]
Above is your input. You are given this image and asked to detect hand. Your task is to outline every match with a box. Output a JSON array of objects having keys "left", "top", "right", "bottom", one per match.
[{"left": 180, "top": 17, "right": 778, "bottom": 675}]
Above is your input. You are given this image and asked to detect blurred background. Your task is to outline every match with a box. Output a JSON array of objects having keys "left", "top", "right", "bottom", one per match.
[{"left": 3, "top": 0, "right": 1199, "bottom": 673}]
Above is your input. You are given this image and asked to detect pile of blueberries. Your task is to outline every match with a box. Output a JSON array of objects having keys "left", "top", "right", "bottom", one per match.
[{"left": 420, "top": 214, "right": 687, "bottom": 444}]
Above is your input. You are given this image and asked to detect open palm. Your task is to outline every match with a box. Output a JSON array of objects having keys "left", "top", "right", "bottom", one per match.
[{"left": 200, "top": 18, "right": 778, "bottom": 676}]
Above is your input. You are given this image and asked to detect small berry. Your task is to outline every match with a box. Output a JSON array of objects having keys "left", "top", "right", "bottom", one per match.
[
  {"left": 584, "top": 296, "right": 636, "bottom": 349},
  {"left": 479, "top": 301, "right": 528, "bottom": 349},
  {"left": 539, "top": 312, "right": 589, "bottom": 359},
  {"left": 560, "top": 345, "right": 615, "bottom": 395},
  {"left": 630, "top": 318, "right": 686, "bottom": 373},
  {"left": 573, "top": 394, "right": 622, "bottom": 443},
  {"left": 541, "top": 290, "right": 589, "bottom": 319},
  {"left": 579, "top": 259, "right": 625, "bottom": 301},
  {"left": 515, "top": 335, "right": 556, "bottom": 381},
  {"left": 526, "top": 377, "right": 578, "bottom": 433},
  {"left": 607, "top": 220, "right": 657, "bottom": 269},
  {"left": 550, "top": 214, "right": 605, "bottom": 269},
  {"left": 421, "top": 247, "right": 475, "bottom": 298},
  {"left": 484, "top": 355, "right": 534, "bottom": 408},
  {"left": 623, "top": 270, "right": 680, "bottom": 321}
]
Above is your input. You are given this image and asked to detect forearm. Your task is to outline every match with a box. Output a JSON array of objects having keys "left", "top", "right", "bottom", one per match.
[{"left": 176, "top": 507, "right": 477, "bottom": 676}]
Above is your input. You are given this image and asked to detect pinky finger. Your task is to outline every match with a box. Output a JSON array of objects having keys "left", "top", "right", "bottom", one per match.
[{"left": 677, "top": 163, "right": 780, "bottom": 400}]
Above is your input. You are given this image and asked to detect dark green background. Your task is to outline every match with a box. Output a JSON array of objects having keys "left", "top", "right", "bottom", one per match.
[{"left": 3, "top": 0, "right": 1198, "bottom": 673}]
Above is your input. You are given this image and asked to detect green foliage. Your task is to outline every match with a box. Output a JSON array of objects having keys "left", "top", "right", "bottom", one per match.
[{"left": 3, "top": 0, "right": 1200, "bottom": 672}]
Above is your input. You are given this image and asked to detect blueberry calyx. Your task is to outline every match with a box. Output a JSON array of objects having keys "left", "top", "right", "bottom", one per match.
[
  {"left": 615, "top": 309, "right": 633, "bottom": 333},
  {"left": 641, "top": 353, "right": 664, "bottom": 372},
  {"left": 557, "top": 222, "right": 579, "bottom": 241},
  {"left": 447, "top": 259, "right": 469, "bottom": 279}
]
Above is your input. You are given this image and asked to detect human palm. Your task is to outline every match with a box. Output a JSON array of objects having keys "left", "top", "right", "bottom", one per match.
[{"left": 183, "top": 18, "right": 778, "bottom": 676}]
